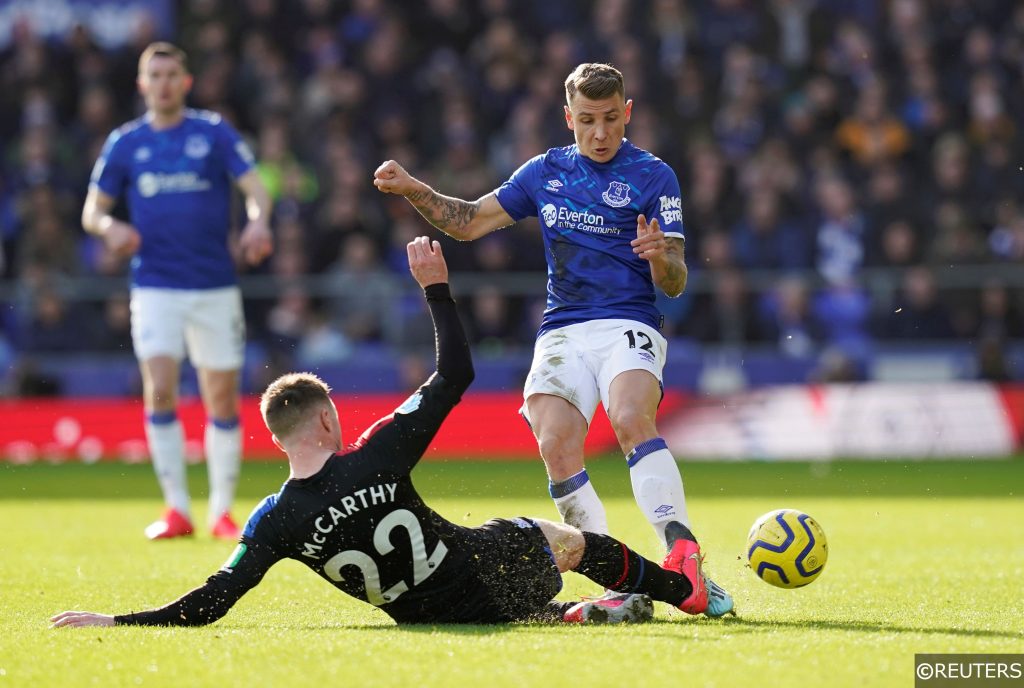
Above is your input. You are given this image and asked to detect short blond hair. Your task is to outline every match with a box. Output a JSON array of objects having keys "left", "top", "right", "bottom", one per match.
[
  {"left": 260, "top": 373, "right": 332, "bottom": 440},
  {"left": 138, "top": 41, "right": 189, "bottom": 75},
  {"left": 564, "top": 63, "right": 625, "bottom": 103}
]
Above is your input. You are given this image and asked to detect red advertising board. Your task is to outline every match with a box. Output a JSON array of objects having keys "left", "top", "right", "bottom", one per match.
[{"left": 0, "top": 391, "right": 687, "bottom": 463}]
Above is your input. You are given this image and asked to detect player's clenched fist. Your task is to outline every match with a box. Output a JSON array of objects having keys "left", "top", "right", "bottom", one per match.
[
  {"left": 238, "top": 219, "right": 274, "bottom": 266},
  {"left": 101, "top": 219, "right": 142, "bottom": 259},
  {"left": 407, "top": 236, "right": 448, "bottom": 288},
  {"left": 373, "top": 160, "right": 418, "bottom": 196}
]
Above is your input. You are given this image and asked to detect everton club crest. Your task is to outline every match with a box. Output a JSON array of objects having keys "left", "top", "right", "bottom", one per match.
[
  {"left": 185, "top": 134, "right": 211, "bottom": 159},
  {"left": 602, "top": 180, "right": 632, "bottom": 208}
]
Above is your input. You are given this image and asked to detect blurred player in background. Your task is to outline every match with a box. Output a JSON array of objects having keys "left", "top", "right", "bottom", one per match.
[
  {"left": 375, "top": 63, "right": 731, "bottom": 616},
  {"left": 51, "top": 238, "right": 707, "bottom": 628},
  {"left": 82, "top": 42, "right": 273, "bottom": 540}
]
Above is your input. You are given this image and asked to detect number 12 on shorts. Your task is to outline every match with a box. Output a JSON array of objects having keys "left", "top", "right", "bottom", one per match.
[{"left": 623, "top": 329, "right": 654, "bottom": 352}]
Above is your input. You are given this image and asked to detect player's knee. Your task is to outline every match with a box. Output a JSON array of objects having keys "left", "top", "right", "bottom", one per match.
[
  {"left": 608, "top": 407, "right": 655, "bottom": 453},
  {"left": 536, "top": 433, "right": 584, "bottom": 476},
  {"left": 144, "top": 382, "right": 178, "bottom": 411},
  {"left": 207, "top": 394, "right": 239, "bottom": 419},
  {"left": 200, "top": 371, "right": 241, "bottom": 417}
]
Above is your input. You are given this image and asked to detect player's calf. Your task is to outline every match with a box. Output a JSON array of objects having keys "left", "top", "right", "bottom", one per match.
[{"left": 571, "top": 531, "right": 694, "bottom": 608}]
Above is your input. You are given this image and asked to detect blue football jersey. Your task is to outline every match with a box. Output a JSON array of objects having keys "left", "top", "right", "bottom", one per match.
[
  {"left": 90, "top": 109, "right": 256, "bottom": 289},
  {"left": 494, "top": 139, "right": 685, "bottom": 335}
]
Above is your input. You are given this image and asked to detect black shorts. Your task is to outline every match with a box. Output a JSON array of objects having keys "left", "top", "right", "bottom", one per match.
[
  {"left": 462, "top": 517, "right": 564, "bottom": 622},
  {"left": 383, "top": 517, "right": 563, "bottom": 625}
]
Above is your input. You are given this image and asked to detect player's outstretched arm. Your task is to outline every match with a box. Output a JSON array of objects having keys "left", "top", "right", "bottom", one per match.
[
  {"left": 407, "top": 236, "right": 474, "bottom": 391},
  {"left": 50, "top": 611, "right": 115, "bottom": 628},
  {"left": 632, "top": 214, "right": 687, "bottom": 298},
  {"left": 356, "top": 237, "right": 474, "bottom": 472},
  {"left": 374, "top": 160, "right": 513, "bottom": 241},
  {"left": 51, "top": 579, "right": 238, "bottom": 628},
  {"left": 81, "top": 186, "right": 141, "bottom": 259},
  {"left": 50, "top": 537, "right": 279, "bottom": 629}
]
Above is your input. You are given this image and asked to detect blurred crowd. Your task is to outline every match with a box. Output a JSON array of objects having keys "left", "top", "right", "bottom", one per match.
[{"left": 2, "top": 0, "right": 1024, "bottom": 391}]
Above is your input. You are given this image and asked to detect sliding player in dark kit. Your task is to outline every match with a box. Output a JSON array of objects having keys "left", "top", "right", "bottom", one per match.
[{"left": 52, "top": 238, "right": 710, "bottom": 628}]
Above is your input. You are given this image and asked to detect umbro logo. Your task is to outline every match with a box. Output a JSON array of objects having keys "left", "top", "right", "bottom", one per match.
[
  {"left": 654, "top": 504, "right": 675, "bottom": 517},
  {"left": 544, "top": 179, "right": 562, "bottom": 192}
]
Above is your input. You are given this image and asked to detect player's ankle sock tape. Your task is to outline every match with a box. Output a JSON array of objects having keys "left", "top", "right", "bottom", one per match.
[
  {"left": 548, "top": 469, "right": 591, "bottom": 498},
  {"left": 625, "top": 437, "right": 668, "bottom": 467},
  {"left": 211, "top": 416, "right": 240, "bottom": 430},
  {"left": 147, "top": 410, "right": 178, "bottom": 425},
  {"left": 577, "top": 532, "right": 692, "bottom": 606}
]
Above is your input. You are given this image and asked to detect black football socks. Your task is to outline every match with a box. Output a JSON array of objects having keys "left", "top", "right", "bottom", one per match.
[
  {"left": 574, "top": 532, "right": 693, "bottom": 606},
  {"left": 665, "top": 520, "right": 698, "bottom": 549}
]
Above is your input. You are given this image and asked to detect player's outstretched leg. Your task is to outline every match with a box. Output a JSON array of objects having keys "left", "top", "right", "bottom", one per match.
[
  {"left": 662, "top": 521, "right": 734, "bottom": 618},
  {"left": 572, "top": 531, "right": 697, "bottom": 613},
  {"left": 535, "top": 520, "right": 731, "bottom": 620}
]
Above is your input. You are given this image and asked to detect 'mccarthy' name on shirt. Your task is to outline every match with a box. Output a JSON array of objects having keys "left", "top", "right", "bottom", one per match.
[
  {"left": 541, "top": 203, "right": 622, "bottom": 235},
  {"left": 301, "top": 482, "right": 398, "bottom": 559}
]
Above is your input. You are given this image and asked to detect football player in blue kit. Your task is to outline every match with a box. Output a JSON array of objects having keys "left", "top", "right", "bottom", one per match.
[
  {"left": 51, "top": 238, "right": 704, "bottom": 628},
  {"left": 374, "top": 63, "right": 732, "bottom": 617},
  {"left": 82, "top": 43, "right": 273, "bottom": 541}
]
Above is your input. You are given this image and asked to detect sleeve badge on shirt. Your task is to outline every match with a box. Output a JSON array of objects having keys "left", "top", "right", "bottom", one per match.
[
  {"left": 602, "top": 181, "right": 632, "bottom": 208},
  {"left": 395, "top": 391, "right": 423, "bottom": 415},
  {"left": 658, "top": 195, "right": 683, "bottom": 225},
  {"left": 221, "top": 543, "right": 247, "bottom": 572},
  {"left": 236, "top": 141, "right": 256, "bottom": 165}
]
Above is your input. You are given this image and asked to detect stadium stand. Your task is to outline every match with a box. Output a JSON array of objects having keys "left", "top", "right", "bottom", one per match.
[{"left": 1, "top": 0, "right": 1022, "bottom": 396}]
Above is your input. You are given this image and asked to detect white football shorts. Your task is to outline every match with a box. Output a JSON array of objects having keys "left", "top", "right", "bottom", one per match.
[
  {"left": 130, "top": 286, "right": 245, "bottom": 370},
  {"left": 521, "top": 318, "right": 668, "bottom": 426}
]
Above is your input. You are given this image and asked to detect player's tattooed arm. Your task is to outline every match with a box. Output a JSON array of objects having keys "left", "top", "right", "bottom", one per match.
[
  {"left": 374, "top": 160, "right": 513, "bottom": 240},
  {"left": 633, "top": 215, "right": 688, "bottom": 297},
  {"left": 653, "top": 238, "right": 688, "bottom": 298},
  {"left": 406, "top": 189, "right": 514, "bottom": 241},
  {"left": 405, "top": 188, "right": 481, "bottom": 237}
]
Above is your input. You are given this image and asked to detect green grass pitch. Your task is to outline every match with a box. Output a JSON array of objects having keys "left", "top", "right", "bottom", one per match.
[{"left": 2, "top": 458, "right": 1022, "bottom": 687}]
